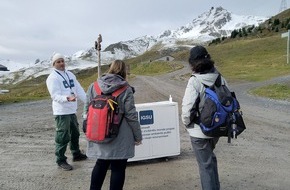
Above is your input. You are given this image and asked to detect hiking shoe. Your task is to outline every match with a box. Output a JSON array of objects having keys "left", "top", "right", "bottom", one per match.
[
  {"left": 73, "top": 152, "right": 87, "bottom": 162},
  {"left": 58, "top": 161, "right": 73, "bottom": 171}
]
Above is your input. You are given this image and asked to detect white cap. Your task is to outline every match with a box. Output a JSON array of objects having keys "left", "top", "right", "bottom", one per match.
[{"left": 52, "top": 53, "right": 65, "bottom": 65}]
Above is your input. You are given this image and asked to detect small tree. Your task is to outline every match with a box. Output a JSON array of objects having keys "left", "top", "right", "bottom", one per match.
[
  {"left": 238, "top": 29, "right": 243, "bottom": 37},
  {"left": 230, "top": 29, "right": 238, "bottom": 38},
  {"left": 242, "top": 27, "right": 248, "bottom": 36},
  {"left": 273, "top": 18, "right": 280, "bottom": 26},
  {"left": 282, "top": 22, "right": 285, "bottom": 28},
  {"left": 216, "top": 38, "right": 221, "bottom": 44},
  {"left": 247, "top": 25, "right": 255, "bottom": 33},
  {"left": 286, "top": 18, "right": 290, "bottom": 26}
]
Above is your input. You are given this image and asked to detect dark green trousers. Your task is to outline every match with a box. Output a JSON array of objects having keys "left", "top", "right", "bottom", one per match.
[{"left": 54, "top": 114, "right": 80, "bottom": 164}]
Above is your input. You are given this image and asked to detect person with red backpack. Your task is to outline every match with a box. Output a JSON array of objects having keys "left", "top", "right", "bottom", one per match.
[{"left": 83, "top": 60, "right": 142, "bottom": 190}]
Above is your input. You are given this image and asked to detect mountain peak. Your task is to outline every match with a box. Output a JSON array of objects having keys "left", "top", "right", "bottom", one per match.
[
  {"left": 158, "top": 5, "right": 267, "bottom": 40},
  {"left": 197, "top": 6, "right": 229, "bottom": 19}
]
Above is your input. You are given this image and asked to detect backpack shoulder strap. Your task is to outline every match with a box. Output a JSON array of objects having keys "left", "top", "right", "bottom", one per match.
[
  {"left": 93, "top": 82, "right": 128, "bottom": 97},
  {"left": 214, "top": 74, "right": 222, "bottom": 87},
  {"left": 93, "top": 82, "right": 102, "bottom": 95},
  {"left": 112, "top": 85, "right": 128, "bottom": 97},
  {"left": 205, "top": 87, "right": 219, "bottom": 100}
]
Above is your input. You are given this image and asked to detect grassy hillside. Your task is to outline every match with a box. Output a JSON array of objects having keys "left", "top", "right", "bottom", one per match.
[{"left": 208, "top": 35, "right": 290, "bottom": 82}]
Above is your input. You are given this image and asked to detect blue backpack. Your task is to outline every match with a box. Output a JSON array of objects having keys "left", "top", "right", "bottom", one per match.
[{"left": 192, "top": 74, "right": 246, "bottom": 143}]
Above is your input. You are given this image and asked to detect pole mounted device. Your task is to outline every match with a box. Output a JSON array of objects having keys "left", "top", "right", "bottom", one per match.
[
  {"left": 280, "top": 0, "right": 287, "bottom": 13},
  {"left": 95, "top": 34, "right": 102, "bottom": 78},
  {"left": 281, "top": 30, "right": 290, "bottom": 64}
]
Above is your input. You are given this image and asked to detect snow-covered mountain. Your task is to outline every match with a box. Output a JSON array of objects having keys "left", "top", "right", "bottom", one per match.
[
  {"left": 0, "top": 52, "right": 100, "bottom": 84},
  {"left": 103, "top": 6, "right": 267, "bottom": 59},
  {"left": 157, "top": 6, "right": 266, "bottom": 40},
  {"left": 0, "top": 6, "right": 268, "bottom": 85}
]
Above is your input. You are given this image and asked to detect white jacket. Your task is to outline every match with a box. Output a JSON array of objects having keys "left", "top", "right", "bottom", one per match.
[
  {"left": 46, "top": 69, "right": 86, "bottom": 115},
  {"left": 181, "top": 70, "right": 228, "bottom": 138}
]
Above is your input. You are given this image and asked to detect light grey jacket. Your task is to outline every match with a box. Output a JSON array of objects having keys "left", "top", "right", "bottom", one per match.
[
  {"left": 181, "top": 69, "right": 228, "bottom": 138},
  {"left": 84, "top": 74, "right": 142, "bottom": 159}
]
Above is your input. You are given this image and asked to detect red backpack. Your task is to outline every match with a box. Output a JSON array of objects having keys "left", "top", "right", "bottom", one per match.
[{"left": 86, "top": 82, "right": 128, "bottom": 143}]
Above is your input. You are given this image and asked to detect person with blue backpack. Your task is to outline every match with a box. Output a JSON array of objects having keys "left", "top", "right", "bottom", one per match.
[{"left": 181, "top": 45, "right": 228, "bottom": 190}]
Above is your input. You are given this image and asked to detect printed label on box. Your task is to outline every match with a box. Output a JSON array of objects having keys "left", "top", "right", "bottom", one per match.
[{"left": 139, "top": 110, "right": 154, "bottom": 125}]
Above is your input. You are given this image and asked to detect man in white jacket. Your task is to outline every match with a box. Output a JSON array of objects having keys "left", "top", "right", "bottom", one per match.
[{"left": 46, "top": 53, "right": 87, "bottom": 171}]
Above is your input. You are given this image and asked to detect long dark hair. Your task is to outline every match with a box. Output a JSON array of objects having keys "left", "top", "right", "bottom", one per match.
[{"left": 189, "top": 59, "right": 215, "bottom": 74}]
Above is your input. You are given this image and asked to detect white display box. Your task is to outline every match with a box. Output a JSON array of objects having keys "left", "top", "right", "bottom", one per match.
[{"left": 129, "top": 101, "right": 180, "bottom": 162}]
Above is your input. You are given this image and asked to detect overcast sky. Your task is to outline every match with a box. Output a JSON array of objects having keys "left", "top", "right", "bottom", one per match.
[{"left": 0, "top": 0, "right": 282, "bottom": 63}]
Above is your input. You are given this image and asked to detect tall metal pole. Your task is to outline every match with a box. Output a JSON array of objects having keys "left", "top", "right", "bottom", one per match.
[
  {"left": 95, "top": 34, "right": 102, "bottom": 78},
  {"left": 287, "top": 30, "right": 290, "bottom": 64},
  {"left": 281, "top": 30, "right": 290, "bottom": 64}
]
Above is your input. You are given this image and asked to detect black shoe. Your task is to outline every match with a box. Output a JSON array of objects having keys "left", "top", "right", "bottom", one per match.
[
  {"left": 73, "top": 152, "right": 87, "bottom": 162},
  {"left": 58, "top": 161, "right": 73, "bottom": 171}
]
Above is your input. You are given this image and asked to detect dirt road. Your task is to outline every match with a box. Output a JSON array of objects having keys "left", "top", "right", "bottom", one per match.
[{"left": 1, "top": 63, "right": 290, "bottom": 190}]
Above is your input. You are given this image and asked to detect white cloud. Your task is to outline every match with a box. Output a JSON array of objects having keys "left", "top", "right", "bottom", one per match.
[{"left": 0, "top": 0, "right": 279, "bottom": 63}]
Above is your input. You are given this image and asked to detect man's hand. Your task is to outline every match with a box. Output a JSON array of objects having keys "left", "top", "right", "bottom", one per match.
[
  {"left": 67, "top": 96, "right": 76, "bottom": 102},
  {"left": 135, "top": 141, "right": 142, "bottom": 146}
]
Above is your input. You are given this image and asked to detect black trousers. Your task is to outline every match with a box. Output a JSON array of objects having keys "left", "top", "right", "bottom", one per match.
[{"left": 90, "top": 159, "right": 128, "bottom": 190}]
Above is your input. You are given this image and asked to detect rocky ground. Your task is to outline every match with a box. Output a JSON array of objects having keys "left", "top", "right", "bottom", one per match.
[{"left": 1, "top": 63, "right": 290, "bottom": 190}]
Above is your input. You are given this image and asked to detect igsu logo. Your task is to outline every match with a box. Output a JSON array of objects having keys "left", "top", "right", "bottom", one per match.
[{"left": 139, "top": 110, "right": 154, "bottom": 125}]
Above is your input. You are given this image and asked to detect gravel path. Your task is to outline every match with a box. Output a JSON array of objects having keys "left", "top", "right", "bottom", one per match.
[{"left": 0, "top": 63, "right": 290, "bottom": 190}]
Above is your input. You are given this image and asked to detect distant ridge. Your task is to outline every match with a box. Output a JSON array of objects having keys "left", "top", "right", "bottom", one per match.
[{"left": 0, "top": 6, "right": 268, "bottom": 85}]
